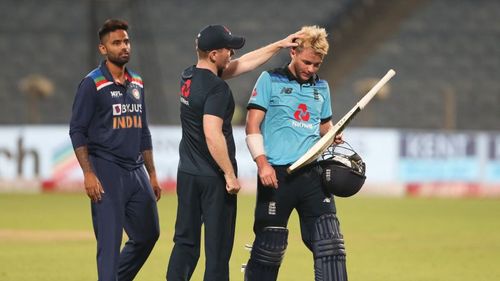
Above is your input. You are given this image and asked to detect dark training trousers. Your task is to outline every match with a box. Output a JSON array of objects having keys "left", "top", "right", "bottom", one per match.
[
  {"left": 90, "top": 156, "right": 160, "bottom": 281},
  {"left": 167, "top": 171, "right": 237, "bottom": 281}
]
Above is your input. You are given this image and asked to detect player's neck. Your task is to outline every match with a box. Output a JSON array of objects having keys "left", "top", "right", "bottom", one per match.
[
  {"left": 196, "top": 60, "right": 218, "bottom": 76},
  {"left": 106, "top": 60, "right": 127, "bottom": 84}
]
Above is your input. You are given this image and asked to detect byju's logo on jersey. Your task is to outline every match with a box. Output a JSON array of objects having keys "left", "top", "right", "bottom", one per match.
[
  {"left": 294, "top": 103, "right": 310, "bottom": 121},
  {"left": 112, "top": 103, "right": 143, "bottom": 116},
  {"left": 111, "top": 103, "right": 143, "bottom": 129},
  {"left": 113, "top": 104, "right": 122, "bottom": 116}
]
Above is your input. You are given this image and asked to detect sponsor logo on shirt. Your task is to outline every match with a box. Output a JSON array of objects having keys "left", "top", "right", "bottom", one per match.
[
  {"left": 110, "top": 91, "right": 123, "bottom": 98},
  {"left": 111, "top": 104, "right": 143, "bottom": 129},
  {"left": 112, "top": 104, "right": 143, "bottom": 116},
  {"left": 180, "top": 80, "right": 191, "bottom": 106},
  {"left": 180, "top": 96, "right": 189, "bottom": 106},
  {"left": 292, "top": 103, "right": 314, "bottom": 129},
  {"left": 251, "top": 88, "right": 258, "bottom": 97},
  {"left": 294, "top": 103, "right": 310, "bottom": 121}
]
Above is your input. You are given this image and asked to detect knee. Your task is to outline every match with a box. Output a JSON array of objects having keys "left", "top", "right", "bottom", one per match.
[
  {"left": 245, "top": 227, "right": 288, "bottom": 281},
  {"left": 248, "top": 226, "right": 288, "bottom": 268},
  {"left": 136, "top": 227, "right": 160, "bottom": 247}
]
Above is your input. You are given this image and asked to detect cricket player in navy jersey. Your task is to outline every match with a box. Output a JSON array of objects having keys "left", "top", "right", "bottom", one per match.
[
  {"left": 244, "top": 26, "right": 346, "bottom": 281},
  {"left": 69, "top": 19, "right": 160, "bottom": 281},
  {"left": 166, "top": 25, "right": 302, "bottom": 281}
]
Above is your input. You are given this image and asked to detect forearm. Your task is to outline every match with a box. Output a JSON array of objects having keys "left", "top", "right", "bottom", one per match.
[
  {"left": 222, "top": 31, "right": 301, "bottom": 80},
  {"left": 206, "top": 132, "right": 236, "bottom": 177},
  {"left": 228, "top": 42, "right": 282, "bottom": 78},
  {"left": 246, "top": 109, "right": 267, "bottom": 160},
  {"left": 74, "top": 146, "right": 93, "bottom": 174}
]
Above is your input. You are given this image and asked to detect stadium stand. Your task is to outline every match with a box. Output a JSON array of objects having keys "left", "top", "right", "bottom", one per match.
[
  {"left": 0, "top": 0, "right": 499, "bottom": 130},
  {"left": 328, "top": 0, "right": 500, "bottom": 130}
]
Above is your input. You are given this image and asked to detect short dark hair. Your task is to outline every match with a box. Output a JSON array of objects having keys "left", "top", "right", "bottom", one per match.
[{"left": 98, "top": 19, "right": 129, "bottom": 41}]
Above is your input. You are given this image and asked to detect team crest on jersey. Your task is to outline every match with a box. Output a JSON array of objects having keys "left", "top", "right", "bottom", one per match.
[
  {"left": 313, "top": 89, "right": 320, "bottom": 100},
  {"left": 131, "top": 88, "right": 141, "bottom": 100}
]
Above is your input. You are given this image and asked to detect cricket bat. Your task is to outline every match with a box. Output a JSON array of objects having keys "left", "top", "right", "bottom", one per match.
[{"left": 287, "top": 69, "right": 396, "bottom": 174}]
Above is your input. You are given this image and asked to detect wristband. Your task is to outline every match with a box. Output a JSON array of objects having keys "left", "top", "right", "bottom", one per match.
[{"left": 246, "top": 134, "right": 265, "bottom": 160}]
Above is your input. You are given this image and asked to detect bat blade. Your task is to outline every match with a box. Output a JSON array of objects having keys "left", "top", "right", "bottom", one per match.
[{"left": 287, "top": 69, "right": 396, "bottom": 174}]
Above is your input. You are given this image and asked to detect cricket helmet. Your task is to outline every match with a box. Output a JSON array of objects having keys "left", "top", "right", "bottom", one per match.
[{"left": 318, "top": 143, "right": 366, "bottom": 197}]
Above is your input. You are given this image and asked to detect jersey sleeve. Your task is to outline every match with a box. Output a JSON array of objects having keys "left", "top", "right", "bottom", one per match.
[
  {"left": 247, "top": 71, "right": 272, "bottom": 111},
  {"left": 140, "top": 84, "right": 153, "bottom": 151},
  {"left": 204, "top": 81, "right": 230, "bottom": 118},
  {"left": 69, "top": 77, "right": 97, "bottom": 149},
  {"left": 320, "top": 82, "right": 333, "bottom": 123}
]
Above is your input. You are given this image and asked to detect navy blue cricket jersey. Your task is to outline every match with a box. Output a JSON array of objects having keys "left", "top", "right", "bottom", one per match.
[{"left": 69, "top": 61, "right": 152, "bottom": 170}]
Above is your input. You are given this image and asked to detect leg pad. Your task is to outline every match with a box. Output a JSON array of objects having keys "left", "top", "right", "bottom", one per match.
[
  {"left": 312, "top": 214, "right": 348, "bottom": 281},
  {"left": 244, "top": 227, "right": 288, "bottom": 281}
]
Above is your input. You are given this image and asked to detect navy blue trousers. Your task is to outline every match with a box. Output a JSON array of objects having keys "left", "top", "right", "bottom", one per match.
[
  {"left": 253, "top": 165, "right": 336, "bottom": 244},
  {"left": 166, "top": 171, "right": 237, "bottom": 281},
  {"left": 90, "top": 156, "right": 160, "bottom": 281}
]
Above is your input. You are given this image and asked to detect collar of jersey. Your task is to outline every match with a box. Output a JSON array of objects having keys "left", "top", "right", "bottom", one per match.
[
  {"left": 99, "top": 60, "right": 133, "bottom": 84},
  {"left": 275, "top": 64, "right": 319, "bottom": 85}
]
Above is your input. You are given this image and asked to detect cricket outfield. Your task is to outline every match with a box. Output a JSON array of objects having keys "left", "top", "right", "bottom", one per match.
[{"left": 1, "top": 193, "right": 499, "bottom": 281}]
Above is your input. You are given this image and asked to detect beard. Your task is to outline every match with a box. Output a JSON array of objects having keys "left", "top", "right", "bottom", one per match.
[{"left": 108, "top": 53, "right": 129, "bottom": 67}]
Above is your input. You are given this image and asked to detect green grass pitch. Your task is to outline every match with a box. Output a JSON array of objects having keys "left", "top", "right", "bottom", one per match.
[{"left": 1, "top": 193, "right": 500, "bottom": 281}]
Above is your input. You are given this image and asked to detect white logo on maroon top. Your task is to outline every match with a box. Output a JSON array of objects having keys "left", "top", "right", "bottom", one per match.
[{"left": 112, "top": 104, "right": 122, "bottom": 116}]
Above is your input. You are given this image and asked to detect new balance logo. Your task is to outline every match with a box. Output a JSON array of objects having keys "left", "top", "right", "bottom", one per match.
[{"left": 280, "top": 87, "right": 293, "bottom": 94}]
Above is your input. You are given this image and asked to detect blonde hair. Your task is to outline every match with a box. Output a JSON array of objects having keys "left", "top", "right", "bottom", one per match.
[{"left": 295, "top": 25, "right": 329, "bottom": 57}]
